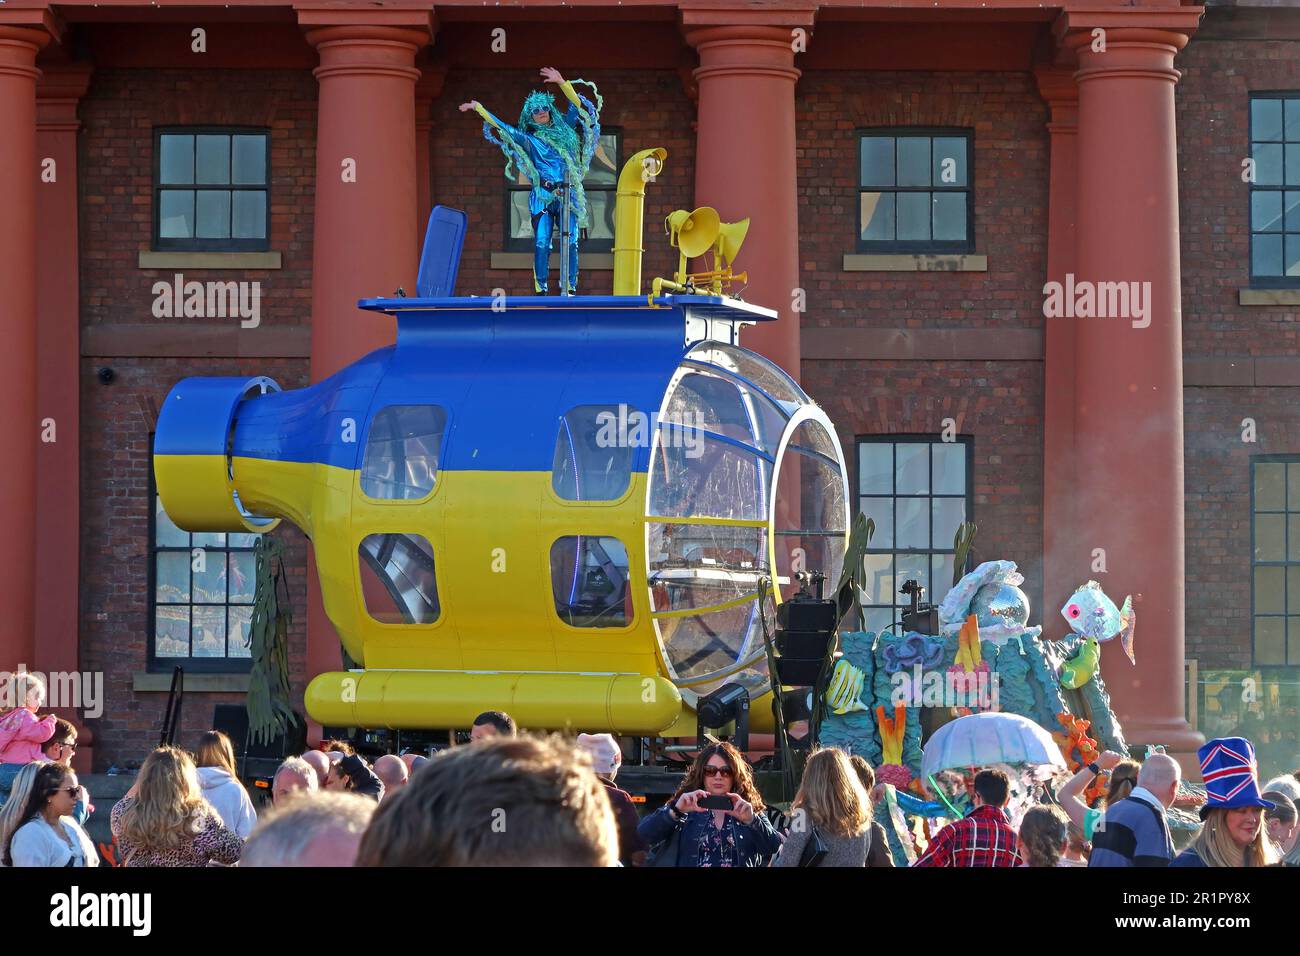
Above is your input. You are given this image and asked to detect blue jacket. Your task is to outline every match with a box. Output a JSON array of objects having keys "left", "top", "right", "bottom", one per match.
[
  {"left": 1088, "top": 793, "right": 1175, "bottom": 868},
  {"left": 1170, "top": 847, "right": 1206, "bottom": 867},
  {"left": 638, "top": 804, "right": 782, "bottom": 868},
  {"left": 481, "top": 98, "right": 599, "bottom": 217}
]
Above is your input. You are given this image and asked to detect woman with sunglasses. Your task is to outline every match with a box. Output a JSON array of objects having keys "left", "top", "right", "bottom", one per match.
[
  {"left": 3, "top": 762, "right": 97, "bottom": 866},
  {"left": 637, "top": 742, "right": 781, "bottom": 867}
]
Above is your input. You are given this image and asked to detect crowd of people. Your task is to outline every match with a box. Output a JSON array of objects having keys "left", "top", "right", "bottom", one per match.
[{"left": 2, "top": 672, "right": 1298, "bottom": 868}]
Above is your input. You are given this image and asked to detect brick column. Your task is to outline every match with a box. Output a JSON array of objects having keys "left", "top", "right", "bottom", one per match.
[
  {"left": 299, "top": 11, "right": 431, "bottom": 728},
  {"left": 36, "top": 58, "right": 92, "bottom": 772},
  {"left": 1035, "top": 64, "right": 1081, "bottom": 624},
  {"left": 684, "top": 15, "right": 811, "bottom": 382},
  {"left": 1063, "top": 12, "right": 1203, "bottom": 753},
  {"left": 0, "top": 20, "right": 51, "bottom": 680}
]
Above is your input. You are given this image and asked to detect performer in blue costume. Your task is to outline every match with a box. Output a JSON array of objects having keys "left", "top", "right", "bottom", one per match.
[{"left": 460, "top": 67, "right": 603, "bottom": 294}]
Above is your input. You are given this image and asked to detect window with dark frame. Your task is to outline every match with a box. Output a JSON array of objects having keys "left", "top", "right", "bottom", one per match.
[
  {"left": 857, "top": 129, "right": 973, "bottom": 254},
  {"left": 154, "top": 128, "right": 271, "bottom": 252},
  {"left": 1249, "top": 95, "right": 1300, "bottom": 287},
  {"left": 149, "top": 483, "right": 259, "bottom": 673},
  {"left": 1251, "top": 456, "right": 1300, "bottom": 666},
  {"left": 856, "top": 436, "right": 973, "bottom": 636},
  {"left": 505, "top": 127, "right": 621, "bottom": 254}
]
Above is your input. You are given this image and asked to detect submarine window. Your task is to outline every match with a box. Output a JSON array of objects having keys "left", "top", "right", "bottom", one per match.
[
  {"left": 550, "top": 536, "right": 632, "bottom": 628},
  {"left": 551, "top": 405, "right": 634, "bottom": 502},
  {"left": 360, "top": 405, "right": 447, "bottom": 501},
  {"left": 359, "top": 533, "right": 440, "bottom": 625}
]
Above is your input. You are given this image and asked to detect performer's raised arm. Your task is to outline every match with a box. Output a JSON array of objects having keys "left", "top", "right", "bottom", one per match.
[
  {"left": 459, "top": 100, "right": 527, "bottom": 146},
  {"left": 540, "top": 67, "right": 594, "bottom": 125}
]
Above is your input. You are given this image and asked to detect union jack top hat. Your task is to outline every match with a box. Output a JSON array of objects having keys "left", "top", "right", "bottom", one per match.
[{"left": 1197, "top": 736, "right": 1275, "bottom": 819}]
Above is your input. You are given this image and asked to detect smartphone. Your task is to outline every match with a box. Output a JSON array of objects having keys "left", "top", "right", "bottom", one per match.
[{"left": 699, "top": 795, "right": 733, "bottom": 811}]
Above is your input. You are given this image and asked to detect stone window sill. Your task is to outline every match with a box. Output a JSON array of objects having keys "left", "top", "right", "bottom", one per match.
[
  {"left": 1239, "top": 289, "right": 1300, "bottom": 306},
  {"left": 490, "top": 252, "right": 615, "bottom": 271},
  {"left": 139, "top": 251, "right": 283, "bottom": 270},
  {"left": 843, "top": 253, "right": 987, "bottom": 272},
  {"left": 132, "top": 672, "right": 250, "bottom": 693}
]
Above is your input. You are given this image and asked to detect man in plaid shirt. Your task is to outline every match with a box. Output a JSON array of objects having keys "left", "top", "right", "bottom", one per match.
[{"left": 913, "top": 769, "right": 1021, "bottom": 867}]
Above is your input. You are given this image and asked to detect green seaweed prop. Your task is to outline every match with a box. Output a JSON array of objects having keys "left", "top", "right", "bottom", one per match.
[
  {"left": 952, "top": 521, "right": 978, "bottom": 588},
  {"left": 246, "top": 536, "right": 300, "bottom": 747},
  {"left": 834, "top": 513, "right": 876, "bottom": 632}
]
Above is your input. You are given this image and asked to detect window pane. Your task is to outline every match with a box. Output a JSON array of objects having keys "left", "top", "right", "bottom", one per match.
[
  {"left": 156, "top": 553, "right": 191, "bottom": 603},
  {"left": 228, "top": 606, "right": 253, "bottom": 658},
  {"left": 195, "top": 134, "right": 231, "bottom": 185},
  {"left": 1254, "top": 143, "right": 1283, "bottom": 186},
  {"left": 160, "top": 135, "right": 194, "bottom": 185},
  {"left": 1288, "top": 145, "right": 1300, "bottom": 186},
  {"left": 1253, "top": 234, "right": 1283, "bottom": 276},
  {"left": 932, "top": 193, "right": 966, "bottom": 242},
  {"left": 1291, "top": 619, "right": 1300, "bottom": 665},
  {"left": 933, "top": 442, "right": 965, "bottom": 494},
  {"left": 859, "top": 442, "right": 892, "bottom": 494},
  {"left": 861, "top": 553, "right": 894, "bottom": 605},
  {"left": 1256, "top": 463, "right": 1286, "bottom": 509},
  {"left": 896, "top": 496, "right": 929, "bottom": 549},
  {"left": 193, "top": 606, "right": 227, "bottom": 657},
  {"left": 860, "top": 192, "right": 894, "bottom": 241},
  {"left": 229, "top": 551, "right": 256, "bottom": 603},
  {"left": 1256, "top": 617, "right": 1284, "bottom": 664},
  {"left": 1256, "top": 514, "right": 1285, "bottom": 561},
  {"left": 359, "top": 533, "right": 439, "bottom": 625},
  {"left": 897, "top": 137, "right": 931, "bottom": 187},
  {"left": 649, "top": 436, "right": 770, "bottom": 521},
  {"left": 860, "top": 497, "right": 893, "bottom": 547},
  {"left": 155, "top": 498, "right": 189, "bottom": 548},
  {"left": 1289, "top": 566, "right": 1300, "bottom": 608},
  {"left": 860, "top": 137, "right": 895, "bottom": 186},
  {"left": 196, "top": 190, "right": 231, "bottom": 239},
  {"left": 1290, "top": 515, "right": 1300, "bottom": 561},
  {"left": 896, "top": 443, "right": 929, "bottom": 494},
  {"left": 863, "top": 606, "right": 895, "bottom": 636},
  {"left": 1256, "top": 566, "right": 1285, "bottom": 614},
  {"left": 896, "top": 553, "right": 928, "bottom": 603},
  {"left": 551, "top": 536, "right": 632, "bottom": 627},
  {"left": 228, "top": 532, "right": 260, "bottom": 548},
  {"left": 361, "top": 405, "right": 447, "bottom": 500},
  {"left": 193, "top": 532, "right": 226, "bottom": 548},
  {"left": 584, "top": 190, "right": 615, "bottom": 243},
  {"left": 584, "top": 134, "right": 619, "bottom": 186},
  {"left": 1253, "top": 191, "right": 1283, "bottom": 232},
  {"left": 1288, "top": 192, "right": 1300, "bottom": 232},
  {"left": 1252, "top": 99, "right": 1283, "bottom": 142},
  {"left": 155, "top": 606, "right": 191, "bottom": 657},
  {"left": 1286, "top": 100, "right": 1300, "bottom": 141},
  {"left": 553, "top": 405, "right": 635, "bottom": 503},
  {"left": 159, "top": 190, "right": 195, "bottom": 238},
  {"left": 897, "top": 192, "right": 931, "bottom": 241},
  {"left": 1290, "top": 462, "right": 1300, "bottom": 505},
  {"left": 932, "top": 137, "right": 967, "bottom": 187},
  {"left": 932, "top": 497, "right": 966, "bottom": 549},
  {"left": 231, "top": 134, "right": 266, "bottom": 185},
  {"left": 664, "top": 371, "right": 755, "bottom": 443},
  {"left": 193, "top": 551, "right": 228, "bottom": 604},
  {"left": 931, "top": 552, "right": 956, "bottom": 605},
  {"left": 232, "top": 191, "right": 266, "bottom": 239},
  {"left": 1286, "top": 235, "right": 1300, "bottom": 277},
  {"left": 509, "top": 189, "right": 533, "bottom": 240}
]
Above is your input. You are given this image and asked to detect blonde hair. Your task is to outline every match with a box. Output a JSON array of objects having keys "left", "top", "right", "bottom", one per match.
[
  {"left": 1189, "top": 807, "right": 1278, "bottom": 867},
  {"left": 117, "top": 746, "right": 214, "bottom": 852},
  {"left": 791, "top": 748, "right": 871, "bottom": 839},
  {"left": 195, "top": 730, "right": 239, "bottom": 777}
]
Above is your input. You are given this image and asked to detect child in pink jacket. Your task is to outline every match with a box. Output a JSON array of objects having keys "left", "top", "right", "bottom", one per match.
[{"left": 0, "top": 674, "right": 57, "bottom": 799}]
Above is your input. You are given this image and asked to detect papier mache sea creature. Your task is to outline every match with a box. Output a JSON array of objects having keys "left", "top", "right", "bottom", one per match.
[
  {"left": 939, "top": 560, "right": 1043, "bottom": 645},
  {"left": 1058, "top": 581, "right": 1136, "bottom": 690}
]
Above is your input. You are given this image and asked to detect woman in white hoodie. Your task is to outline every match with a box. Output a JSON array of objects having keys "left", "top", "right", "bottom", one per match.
[{"left": 195, "top": 730, "right": 258, "bottom": 838}]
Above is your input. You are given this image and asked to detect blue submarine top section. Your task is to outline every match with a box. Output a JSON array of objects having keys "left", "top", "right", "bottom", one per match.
[{"left": 167, "top": 294, "right": 778, "bottom": 475}]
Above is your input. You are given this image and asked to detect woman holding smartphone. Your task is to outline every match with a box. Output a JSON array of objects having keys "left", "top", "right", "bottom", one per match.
[{"left": 637, "top": 742, "right": 781, "bottom": 867}]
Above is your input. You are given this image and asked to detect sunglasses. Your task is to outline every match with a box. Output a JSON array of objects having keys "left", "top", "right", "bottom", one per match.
[
  {"left": 703, "top": 765, "right": 733, "bottom": 778},
  {"left": 51, "top": 786, "right": 79, "bottom": 797}
]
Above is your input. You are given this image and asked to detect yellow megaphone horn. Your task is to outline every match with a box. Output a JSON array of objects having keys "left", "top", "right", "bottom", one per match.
[
  {"left": 665, "top": 207, "right": 720, "bottom": 260},
  {"left": 714, "top": 217, "right": 750, "bottom": 270}
]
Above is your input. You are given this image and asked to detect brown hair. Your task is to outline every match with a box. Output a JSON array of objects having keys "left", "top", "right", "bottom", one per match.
[
  {"left": 671, "top": 741, "right": 765, "bottom": 813},
  {"left": 849, "top": 754, "right": 875, "bottom": 792},
  {"left": 1105, "top": 760, "right": 1140, "bottom": 808},
  {"left": 322, "top": 739, "right": 354, "bottom": 756},
  {"left": 1018, "top": 805, "right": 1068, "bottom": 867},
  {"left": 195, "top": 730, "right": 239, "bottom": 777},
  {"left": 792, "top": 748, "right": 871, "bottom": 838},
  {"left": 355, "top": 734, "right": 617, "bottom": 867}
]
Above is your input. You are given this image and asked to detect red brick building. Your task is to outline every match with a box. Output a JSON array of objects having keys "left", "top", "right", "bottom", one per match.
[{"left": 1, "top": 0, "right": 1296, "bottom": 773}]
